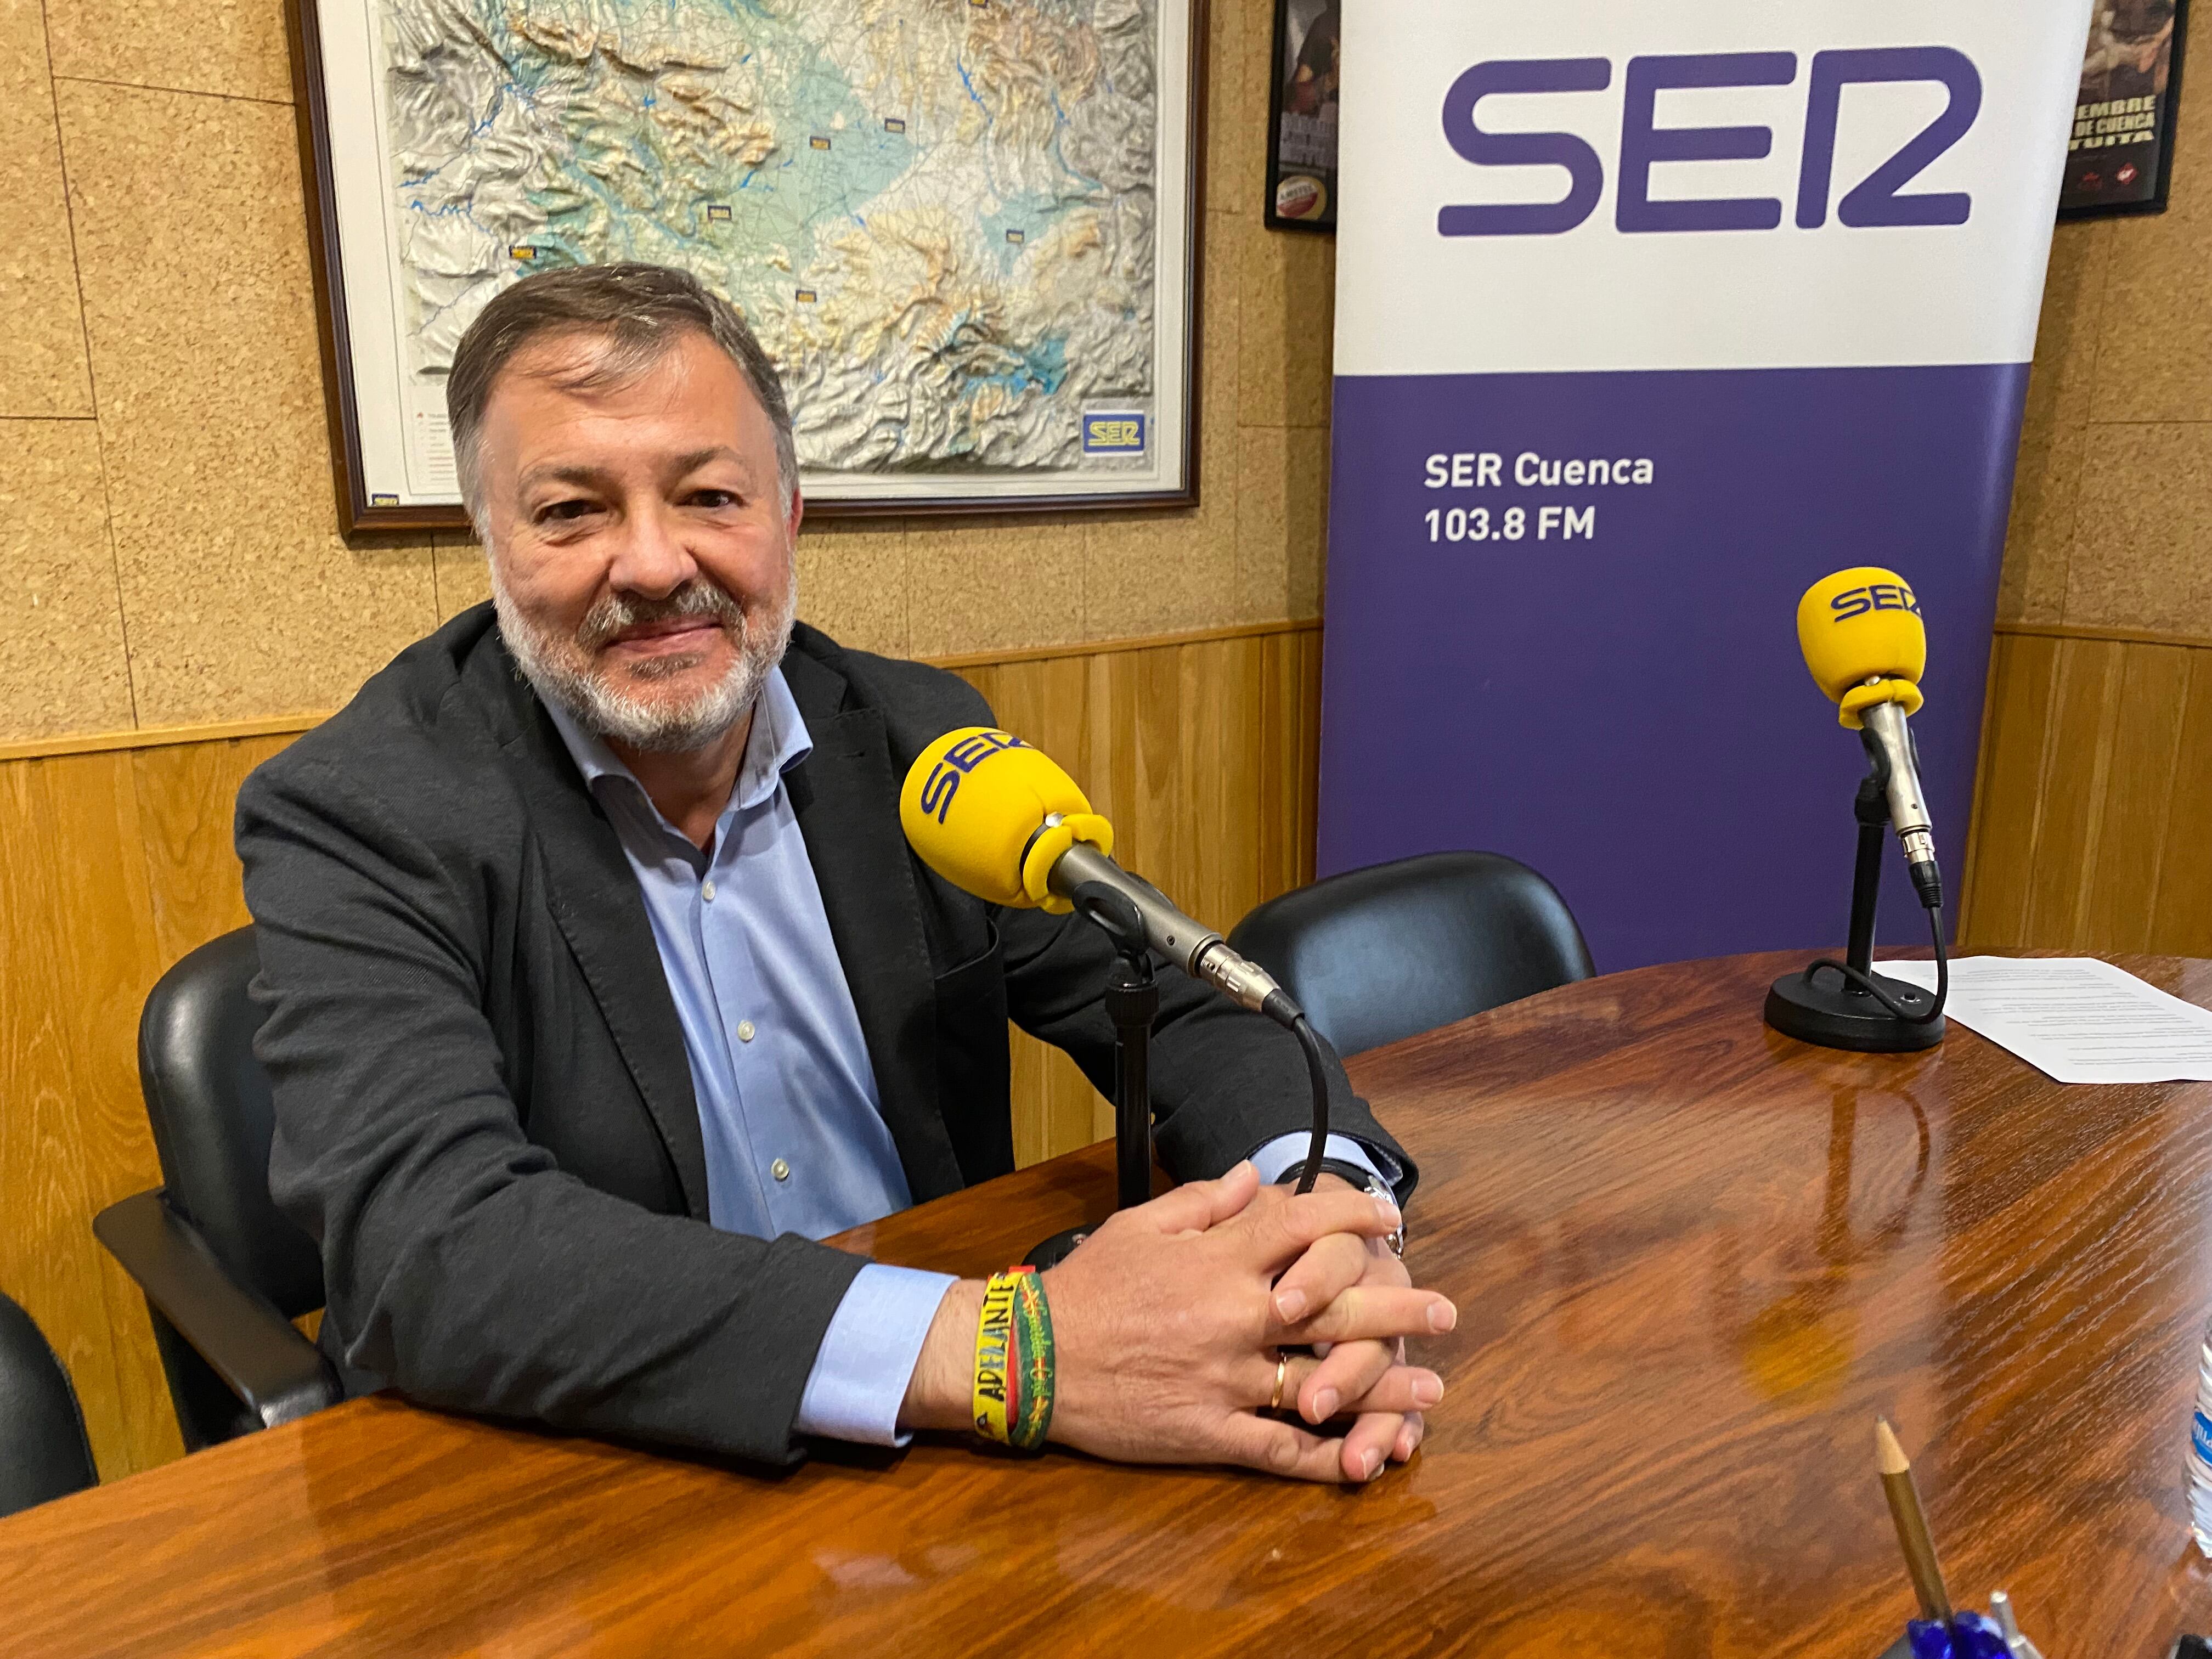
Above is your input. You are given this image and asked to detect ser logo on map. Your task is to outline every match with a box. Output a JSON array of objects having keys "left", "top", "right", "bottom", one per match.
[
  {"left": 1082, "top": 413, "right": 1147, "bottom": 455},
  {"left": 1437, "top": 48, "right": 1982, "bottom": 238}
]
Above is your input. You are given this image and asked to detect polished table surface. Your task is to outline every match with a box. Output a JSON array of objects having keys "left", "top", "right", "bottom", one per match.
[{"left": 8, "top": 950, "right": 2212, "bottom": 1657}]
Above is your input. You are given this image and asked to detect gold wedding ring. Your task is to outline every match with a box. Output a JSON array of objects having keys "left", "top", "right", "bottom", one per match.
[{"left": 1268, "top": 1350, "right": 1289, "bottom": 1413}]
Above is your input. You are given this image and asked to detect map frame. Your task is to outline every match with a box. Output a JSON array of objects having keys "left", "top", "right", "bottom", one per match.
[{"left": 284, "top": 0, "right": 1207, "bottom": 535}]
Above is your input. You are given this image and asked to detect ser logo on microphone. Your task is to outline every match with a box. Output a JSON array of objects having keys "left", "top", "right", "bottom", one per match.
[
  {"left": 915, "top": 729, "right": 1031, "bottom": 824},
  {"left": 1829, "top": 582, "right": 1921, "bottom": 622}
]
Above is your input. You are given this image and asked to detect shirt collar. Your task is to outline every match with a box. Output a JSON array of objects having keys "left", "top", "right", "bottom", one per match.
[{"left": 542, "top": 664, "right": 814, "bottom": 827}]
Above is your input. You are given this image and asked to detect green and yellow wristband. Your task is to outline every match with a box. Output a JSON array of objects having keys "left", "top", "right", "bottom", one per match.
[{"left": 972, "top": 1267, "right": 1055, "bottom": 1453}]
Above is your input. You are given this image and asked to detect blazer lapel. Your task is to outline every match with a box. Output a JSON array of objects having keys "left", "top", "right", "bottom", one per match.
[
  {"left": 498, "top": 695, "right": 714, "bottom": 1220},
  {"left": 782, "top": 667, "right": 966, "bottom": 1202}
]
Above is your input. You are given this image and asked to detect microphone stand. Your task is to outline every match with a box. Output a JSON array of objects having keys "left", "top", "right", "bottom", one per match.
[
  {"left": 1024, "top": 885, "right": 1159, "bottom": 1269},
  {"left": 1764, "top": 736, "right": 1946, "bottom": 1053}
]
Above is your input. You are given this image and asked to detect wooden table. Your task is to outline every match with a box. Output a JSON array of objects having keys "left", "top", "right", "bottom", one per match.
[{"left": 8, "top": 950, "right": 2212, "bottom": 1657}]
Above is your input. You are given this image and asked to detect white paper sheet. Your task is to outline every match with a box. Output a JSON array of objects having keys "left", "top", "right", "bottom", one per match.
[{"left": 1877, "top": 956, "right": 2212, "bottom": 1084}]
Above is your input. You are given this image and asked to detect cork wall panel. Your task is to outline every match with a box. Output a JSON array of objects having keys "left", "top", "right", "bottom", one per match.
[
  {"left": 1233, "top": 211, "right": 1335, "bottom": 432},
  {"left": 910, "top": 514, "right": 1086, "bottom": 659},
  {"left": 1081, "top": 211, "right": 1247, "bottom": 639},
  {"left": 2086, "top": 74, "right": 2212, "bottom": 426},
  {"left": 1084, "top": 494, "right": 1240, "bottom": 640},
  {"left": 0, "top": 421, "right": 134, "bottom": 737},
  {"left": 431, "top": 533, "right": 493, "bottom": 624},
  {"left": 57, "top": 81, "right": 437, "bottom": 726},
  {"left": 2067, "top": 424, "right": 2212, "bottom": 634},
  {"left": 44, "top": 0, "right": 294, "bottom": 104},
  {"left": 1990, "top": 3, "right": 2212, "bottom": 639},
  {"left": 1222, "top": 0, "right": 1274, "bottom": 224},
  {"left": 1236, "top": 424, "right": 1330, "bottom": 622},
  {"left": 0, "top": 0, "right": 93, "bottom": 419},
  {"left": 795, "top": 518, "right": 911, "bottom": 658},
  {"left": 2025, "top": 223, "right": 2112, "bottom": 434},
  {"left": 1997, "top": 221, "right": 2110, "bottom": 627}
]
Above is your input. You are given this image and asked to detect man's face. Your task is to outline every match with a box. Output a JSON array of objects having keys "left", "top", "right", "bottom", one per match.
[{"left": 477, "top": 328, "right": 801, "bottom": 752}]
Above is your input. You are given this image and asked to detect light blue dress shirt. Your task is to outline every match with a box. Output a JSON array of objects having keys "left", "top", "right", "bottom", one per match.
[{"left": 546, "top": 670, "right": 1391, "bottom": 1449}]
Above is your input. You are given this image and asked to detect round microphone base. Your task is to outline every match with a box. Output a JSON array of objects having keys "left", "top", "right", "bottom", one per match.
[
  {"left": 1021, "top": 1227, "right": 1093, "bottom": 1272},
  {"left": 1764, "top": 968, "right": 1945, "bottom": 1053}
]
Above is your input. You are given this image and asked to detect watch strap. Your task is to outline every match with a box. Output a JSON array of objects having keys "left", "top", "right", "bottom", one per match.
[{"left": 1278, "top": 1158, "right": 1405, "bottom": 1255}]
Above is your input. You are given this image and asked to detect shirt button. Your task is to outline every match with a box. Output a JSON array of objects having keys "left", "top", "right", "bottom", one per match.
[
  {"left": 701, "top": 879, "right": 716, "bottom": 902},
  {"left": 771, "top": 1158, "right": 791, "bottom": 1182},
  {"left": 737, "top": 1019, "right": 757, "bottom": 1043}
]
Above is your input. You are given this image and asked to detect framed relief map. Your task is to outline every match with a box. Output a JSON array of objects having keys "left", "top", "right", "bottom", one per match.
[{"left": 287, "top": 0, "right": 1203, "bottom": 533}]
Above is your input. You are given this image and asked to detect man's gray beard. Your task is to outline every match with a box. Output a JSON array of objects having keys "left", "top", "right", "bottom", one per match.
[{"left": 489, "top": 565, "right": 797, "bottom": 754}]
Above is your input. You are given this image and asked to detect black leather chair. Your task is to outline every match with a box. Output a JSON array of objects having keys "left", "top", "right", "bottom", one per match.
[
  {"left": 1226, "top": 851, "right": 1595, "bottom": 1057},
  {"left": 0, "top": 1292, "right": 97, "bottom": 1517},
  {"left": 94, "top": 927, "right": 338, "bottom": 1451}
]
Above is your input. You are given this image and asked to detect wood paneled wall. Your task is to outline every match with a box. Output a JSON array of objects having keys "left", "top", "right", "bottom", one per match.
[
  {"left": 0, "top": 620, "right": 1320, "bottom": 1485},
  {"left": 1960, "top": 623, "right": 2212, "bottom": 956},
  {"left": 0, "top": 729, "right": 292, "bottom": 1483}
]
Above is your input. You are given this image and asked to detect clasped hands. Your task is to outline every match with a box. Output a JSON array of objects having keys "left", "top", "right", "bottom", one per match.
[{"left": 902, "top": 1160, "right": 1454, "bottom": 1482}]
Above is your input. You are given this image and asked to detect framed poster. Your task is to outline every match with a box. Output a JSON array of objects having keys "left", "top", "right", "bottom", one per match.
[
  {"left": 2060, "top": 0, "right": 2188, "bottom": 218},
  {"left": 286, "top": 0, "right": 1204, "bottom": 533},
  {"left": 1263, "top": 0, "right": 1336, "bottom": 231}
]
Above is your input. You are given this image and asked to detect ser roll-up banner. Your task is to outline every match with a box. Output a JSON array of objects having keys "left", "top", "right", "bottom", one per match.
[{"left": 1319, "top": 2, "right": 2092, "bottom": 972}]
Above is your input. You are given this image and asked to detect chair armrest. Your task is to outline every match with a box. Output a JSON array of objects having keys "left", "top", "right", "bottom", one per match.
[{"left": 94, "top": 1189, "right": 338, "bottom": 1431}]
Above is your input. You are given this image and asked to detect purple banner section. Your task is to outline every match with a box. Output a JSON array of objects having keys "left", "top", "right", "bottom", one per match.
[{"left": 1318, "top": 363, "right": 2028, "bottom": 973}]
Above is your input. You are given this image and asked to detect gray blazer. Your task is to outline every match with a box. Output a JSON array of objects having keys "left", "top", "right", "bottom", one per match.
[{"left": 236, "top": 606, "right": 1411, "bottom": 1468}]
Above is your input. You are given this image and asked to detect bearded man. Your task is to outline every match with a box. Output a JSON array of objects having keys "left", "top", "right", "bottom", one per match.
[{"left": 238, "top": 262, "right": 1448, "bottom": 1482}]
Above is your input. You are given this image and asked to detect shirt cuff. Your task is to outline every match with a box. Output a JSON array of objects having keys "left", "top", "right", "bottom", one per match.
[
  {"left": 793, "top": 1263, "right": 958, "bottom": 1447},
  {"left": 1249, "top": 1132, "right": 1403, "bottom": 1194}
]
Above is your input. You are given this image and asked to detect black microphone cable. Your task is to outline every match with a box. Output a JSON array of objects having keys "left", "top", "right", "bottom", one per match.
[
  {"left": 1254, "top": 988, "right": 1330, "bottom": 1195},
  {"left": 1802, "top": 900, "right": 1950, "bottom": 1024},
  {"left": 1278, "top": 1004, "right": 1331, "bottom": 1197},
  {"left": 1075, "top": 885, "right": 1334, "bottom": 1197},
  {"left": 1795, "top": 721, "right": 1950, "bottom": 1026}
]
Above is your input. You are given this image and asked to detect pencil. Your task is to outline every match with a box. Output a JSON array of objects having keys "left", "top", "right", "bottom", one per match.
[{"left": 1877, "top": 1417, "right": 1954, "bottom": 1622}]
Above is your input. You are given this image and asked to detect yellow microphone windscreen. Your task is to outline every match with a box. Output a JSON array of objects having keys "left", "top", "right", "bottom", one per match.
[
  {"left": 1796, "top": 567, "right": 1927, "bottom": 726},
  {"left": 899, "top": 727, "right": 1113, "bottom": 911}
]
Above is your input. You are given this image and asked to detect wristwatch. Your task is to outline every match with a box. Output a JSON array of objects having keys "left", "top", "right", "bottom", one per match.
[{"left": 1279, "top": 1157, "right": 1406, "bottom": 1257}]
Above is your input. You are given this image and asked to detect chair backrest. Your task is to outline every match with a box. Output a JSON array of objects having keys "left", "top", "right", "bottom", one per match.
[
  {"left": 138, "top": 928, "right": 324, "bottom": 1320},
  {"left": 0, "top": 1293, "right": 97, "bottom": 1517},
  {"left": 1226, "top": 851, "right": 1595, "bottom": 1057}
]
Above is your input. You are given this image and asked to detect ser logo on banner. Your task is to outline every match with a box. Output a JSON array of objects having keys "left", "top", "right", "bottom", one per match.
[{"left": 1438, "top": 48, "right": 1983, "bottom": 237}]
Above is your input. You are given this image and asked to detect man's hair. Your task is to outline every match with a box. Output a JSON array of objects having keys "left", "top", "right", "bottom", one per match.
[{"left": 445, "top": 262, "right": 798, "bottom": 528}]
